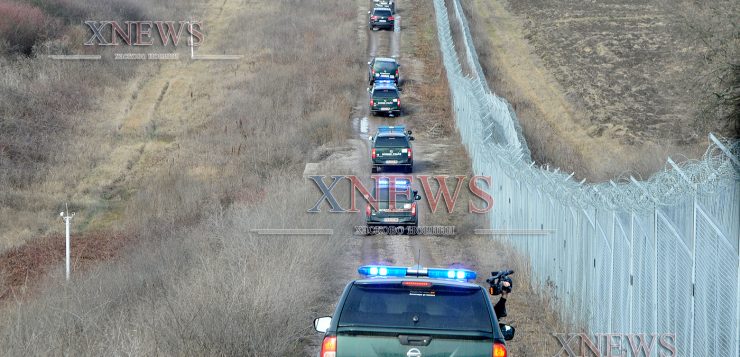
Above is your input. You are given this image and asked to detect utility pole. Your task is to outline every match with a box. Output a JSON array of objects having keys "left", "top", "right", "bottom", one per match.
[{"left": 60, "top": 204, "right": 75, "bottom": 281}]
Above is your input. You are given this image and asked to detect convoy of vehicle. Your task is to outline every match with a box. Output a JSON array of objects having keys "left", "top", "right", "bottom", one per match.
[
  {"left": 369, "top": 126, "right": 414, "bottom": 173},
  {"left": 314, "top": 265, "right": 515, "bottom": 356},
  {"left": 314, "top": 2, "right": 515, "bottom": 355}
]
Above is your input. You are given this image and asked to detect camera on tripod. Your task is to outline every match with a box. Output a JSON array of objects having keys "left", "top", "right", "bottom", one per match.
[{"left": 486, "top": 270, "right": 514, "bottom": 296}]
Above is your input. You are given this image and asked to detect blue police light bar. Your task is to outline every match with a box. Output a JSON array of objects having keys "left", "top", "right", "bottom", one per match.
[
  {"left": 427, "top": 268, "right": 477, "bottom": 280},
  {"left": 358, "top": 265, "right": 408, "bottom": 277},
  {"left": 376, "top": 178, "right": 411, "bottom": 189},
  {"left": 378, "top": 126, "right": 407, "bottom": 133},
  {"left": 374, "top": 79, "right": 397, "bottom": 87},
  {"left": 358, "top": 265, "right": 477, "bottom": 281}
]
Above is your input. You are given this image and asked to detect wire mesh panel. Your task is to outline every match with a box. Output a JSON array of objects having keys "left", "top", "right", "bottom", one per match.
[
  {"left": 612, "top": 213, "right": 632, "bottom": 333},
  {"left": 431, "top": 0, "right": 740, "bottom": 355},
  {"left": 656, "top": 210, "right": 693, "bottom": 355},
  {"left": 694, "top": 205, "right": 739, "bottom": 357}
]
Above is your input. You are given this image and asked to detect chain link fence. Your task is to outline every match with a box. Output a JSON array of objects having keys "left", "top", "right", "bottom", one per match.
[{"left": 433, "top": 0, "right": 740, "bottom": 355}]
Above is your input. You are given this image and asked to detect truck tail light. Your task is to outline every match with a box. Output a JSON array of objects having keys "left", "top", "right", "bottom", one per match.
[
  {"left": 411, "top": 203, "right": 416, "bottom": 216},
  {"left": 366, "top": 204, "right": 372, "bottom": 217},
  {"left": 321, "top": 336, "right": 337, "bottom": 357},
  {"left": 407, "top": 147, "right": 412, "bottom": 159},
  {"left": 372, "top": 148, "right": 376, "bottom": 159},
  {"left": 493, "top": 342, "right": 507, "bottom": 357}
]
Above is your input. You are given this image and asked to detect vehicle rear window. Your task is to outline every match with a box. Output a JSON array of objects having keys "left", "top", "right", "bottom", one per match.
[
  {"left": 373, "top": 89, "right": 398, "bottom": 98},
  {"left": 338, "top": 284, "right": 493, "bottom": 332},
  {"left": 374, "top": 61, "right": 396, "bottom": 72},
  {"left": 373, "top": 9, "right": 392, "bottom": 17},
  {"left": 374, "top": 136, "right": 407, "bottom": 147}
]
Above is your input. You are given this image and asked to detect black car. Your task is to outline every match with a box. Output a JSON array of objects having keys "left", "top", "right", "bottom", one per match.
[
  {"left": 313, "top": 265, "right": 515, "bottom": 356},
  {"left": 368, "top": 57, "right": 400, "bottom": 85},
  {"left": 369, "top": 80, "right": 401, "bottom": 116},
  {"left": 368, "top": 8, "right": 394, "bottom": 31},
  {"left": 370, "top": 126, "right": 413, "bottom": 173}
]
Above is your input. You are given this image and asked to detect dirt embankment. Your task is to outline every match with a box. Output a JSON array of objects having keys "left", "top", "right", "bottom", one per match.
[{"left": 462, "top": 0, "right": 736, "bottom": 182}]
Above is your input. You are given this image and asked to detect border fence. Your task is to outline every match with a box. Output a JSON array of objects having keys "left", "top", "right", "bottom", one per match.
[{"left": 432, "top": 0, "right": 740, "bottom": 355}]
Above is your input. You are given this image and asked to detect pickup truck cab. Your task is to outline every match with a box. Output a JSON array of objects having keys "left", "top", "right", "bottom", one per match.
[
  {"left": 314, "top": 265, "right": 514, "bottom": 357},
  {"left": 370, "top": 126, "right": 413, "bottom": 173},
  {"left": 369, "top": 80, "right": 401, "bottom": 117}
]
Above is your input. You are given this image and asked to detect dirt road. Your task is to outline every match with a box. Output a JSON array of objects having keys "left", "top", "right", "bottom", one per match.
[{"left": 307, "top": 1, "right": 567, "bottom": 355}]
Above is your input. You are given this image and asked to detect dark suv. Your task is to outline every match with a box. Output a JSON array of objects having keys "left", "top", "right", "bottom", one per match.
[
  {"left": 370, "top": 126, "right": 413, "bottom": 173},
  {"left": 313, "top": 265, "right": 515, "bottom": 357},
  {"left": 365, "top": 177, "right": 420, "bottom": 232},
  {"left": 368, "top": 8, "right": 394, "bottom": 31},
  {"left": 369, "top": 80, "right": 401, "bottom": 116},
  {"left": 368, "top": 57, "right": 400, "bottom": 85}
]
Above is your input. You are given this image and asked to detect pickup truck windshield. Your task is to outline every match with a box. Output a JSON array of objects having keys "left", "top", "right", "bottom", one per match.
[
  {"left": 338, "top": 284, "right": 493, "bottom": 332},
  {"left": 374, "top": 136, "right": 407, "bottom": 147},
  {"left": 373, "top": 89, "right": 398, "bottom": 98},
  {"left": 374, "top": 61, "right": 396, "bottom": 72}
]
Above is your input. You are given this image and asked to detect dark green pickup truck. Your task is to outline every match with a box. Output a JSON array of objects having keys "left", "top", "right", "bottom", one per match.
[
  {"left": 365, "top": 177, "right": 421, "bottom": 233},
  {"left": 369, "top": 80, "right": 401, "bottom": 117},
  {"left": 370, "top": 126, "right": 414, "bottom": 173},
  {"left": 314, "top": 265, "right": 514, "bottom": 357}
]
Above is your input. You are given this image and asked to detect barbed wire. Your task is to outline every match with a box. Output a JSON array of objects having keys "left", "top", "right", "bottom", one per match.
[{"left": 433, "top": 0, "right": 739, "bottom": 213}]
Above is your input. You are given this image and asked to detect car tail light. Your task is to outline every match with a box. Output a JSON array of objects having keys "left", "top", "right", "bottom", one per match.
[
  {"left": 411, "top": 203, "right": 416, "bottom": 216},
  {"left": 366, "top": 204, "right": 372, "bottom": 217},
  {"left": 396, "top": 69, "right": 399, "bottom": 77},
  {"left": 407, "top": 147, "right": 412, "bottom": 159},
  {"left": 493, "top": 342, "right": 507, "bottom": 357},
  {"left": 321, "top": 336, "right": 337, "bottom": 357},
  {"left": 370, "top": 99, "right": 374, "bottom": 106},
  {"left": 397, "top": 98, "right": 401, "bottom": 107},
  {"left": 372, "top": 69, "right": 376, "bottom": 75},
  {"left": 388, "top": 16, "right": 395, "bottom": 21},
  {"left": 371, "top": 16, "right": 378, "bottom": 20},
  {"left": 372, "top": 148, "right": 376, "bottom": 159}
]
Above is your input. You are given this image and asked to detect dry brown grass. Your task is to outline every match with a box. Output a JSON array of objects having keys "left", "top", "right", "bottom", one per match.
[
  {"left": 467, "top": 235, "right": 576, "bottom": 356},
  {"left": 403, "top": 0, "right": 455, "bottom": 138},
  {"left": 460, "top": 0, "right": 736, "bottom": 181},
  {"left": 0, "top": 0, "right": 363, "bottom": 354},
  {"left": 0, "top": 183, "right": 353, "bottom": 356}
]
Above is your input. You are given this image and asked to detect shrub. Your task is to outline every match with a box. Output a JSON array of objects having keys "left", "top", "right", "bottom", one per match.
[{"left": 0, "top": 1, "right": 47, "bottom": 54}]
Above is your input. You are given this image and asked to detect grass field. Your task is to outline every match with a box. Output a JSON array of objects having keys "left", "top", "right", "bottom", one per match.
[
  {"left": 461, "top": 0, "right": 738, "bottom": 181},
  {"left": 0, "top": 0, "right": 364, "bottom": 354}
]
